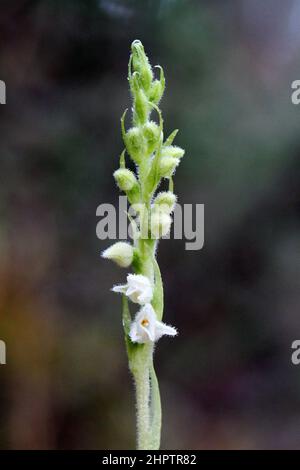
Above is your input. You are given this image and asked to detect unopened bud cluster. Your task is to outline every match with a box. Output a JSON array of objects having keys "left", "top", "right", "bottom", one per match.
[{"left": 103, "top": 39, "right": 185, "bottom": 266}]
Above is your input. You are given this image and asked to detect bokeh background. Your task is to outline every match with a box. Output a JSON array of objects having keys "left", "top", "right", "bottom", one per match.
[{"left": 0, "top": 0, "right": 300, "bottom": 449}]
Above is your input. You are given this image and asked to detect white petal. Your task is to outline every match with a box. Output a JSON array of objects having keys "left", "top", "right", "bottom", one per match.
[
  {"left": 129, "top": 304, "right": 157, "bottom": 343},
  {"left": 126, "top": 286, "right": 136, "bottom": 294},
  {"left": 140, "top": 303, "right": 157, "bottom": 321},
  {"left": 128, "top": 274, "right": 150, "bottom": 289},
  {"left": 154, "top": 320, "right": 177, "bottom": 341},
  {"left": 141, "top": 323, "right": 155, "bottom": 342},
  {"left": 137, "top": 288, "right": 152, "bottom": 304},
  {"left": 127, "top": 289, "right": 141, "bottom": 304},
  {"left": 125, "top": 274, "right": 153, "bottom": 305},
  {"left": 112, "top": 284, "right": 127, "bottom": 294},
  {"left": 129, "top": 322, "right": 139, "bottom": 343}
]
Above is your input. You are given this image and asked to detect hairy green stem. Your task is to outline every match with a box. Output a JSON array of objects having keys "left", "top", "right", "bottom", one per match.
[
  {"left": 134, "top": 365, "right": 151, "bottom": 449},
  {"left": 133, "top": 238, "right": 160, "bottom": 449},
  {"left": 150, "top": 363, "right": 162, "bottom": 449},
  {"left": 132, "top": 351, "right": 161, "bottom": 449}
]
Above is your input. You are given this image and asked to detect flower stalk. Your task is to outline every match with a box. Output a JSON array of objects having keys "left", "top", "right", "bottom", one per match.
[{"left": 102, "top": 40, "right": 185, "bottom": 449}]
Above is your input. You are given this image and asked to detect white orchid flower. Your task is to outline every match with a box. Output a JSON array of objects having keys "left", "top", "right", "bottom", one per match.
[
  {"left": 129, "top": 303, "right": 177, "bottom": 344},
  {"left": 112, "top": 273, "right": 153, "bottom": 305}
]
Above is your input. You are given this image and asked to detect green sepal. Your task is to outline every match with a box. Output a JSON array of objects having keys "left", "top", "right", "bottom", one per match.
[
  {"left": 149, "top": 66, "right": 165, "bottom": 105},
  {"left": 152, "top": 258, "right": 164, "bottom": 321},
  {"left": 132, "top": 249, "right": 143, "bottom": 273},
  {"left": 119, "top": 149, "right": 126, "bottom": 168},
  {"left": 121, "top": 109, "right": 128, "bottom": 146},
  {"left": 164, "top": 129, "right": 179, "bottom": 146},
  {"left": 127, "top": 183, "right": 141, "bottom": 205}
]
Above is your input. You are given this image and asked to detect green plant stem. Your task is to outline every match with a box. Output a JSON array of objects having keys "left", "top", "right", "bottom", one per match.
[
  {"left": 134, "top": 364, "right": 151, "bottom": 449},
  {"left": 149, "top": 362, "right": 162, "bottom": 449},
  {"left": 132, "top": 351, "right": 161, "bottom": 450},
  {"left": 131, "top": 235, "right": 162, "bottom": 449}
]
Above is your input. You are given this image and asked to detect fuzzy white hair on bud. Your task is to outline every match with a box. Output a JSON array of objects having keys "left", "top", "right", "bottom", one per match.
[
  {"left": 159, "top": 156, "right": 180, "bottom": 178},
  {"left": 150, "top": 211, "right": 172, "bottom": 238},
  {"left": 153, "top": 191, "right": 177, "bottom": 214},
  {"left": 161, "top": 145, "right": 185, "bottom": 159},
  {"left": 114, "top": 168, "right": 137, "bottom": 192},
  {"left": 102, "top": 242, "right": 134, "bottom": 268}
]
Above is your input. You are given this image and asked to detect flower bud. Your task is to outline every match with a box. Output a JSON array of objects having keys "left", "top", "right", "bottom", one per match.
[
  {"left": 161, "top": 145, "right": 185, "bottom": 159},
  {"left": 113, "top": 168, "right": 138, "bottom": 192},
  {"left": 149, "top": 80, "right": 164, "bottom": 104},
  {"left": 125, "top": 127, "right": 145, "bottom": 163},
  {"left": 153, "top": 191, "right": 177, "bottom": 214},
  {"left": 131, "top": 40, "right": 153, "bottom": 92},
  {"left": 150, "top": 212, "right": 172, "bottom": 238},
  {"left": 149, "top": 66, "right": 165, "bottom": 104},
  {"left": 159, "top": 156, "right": 180, "bottom": 178},
  {"left": 131, "top": 73, "right": 149, "bottom": 124},
  {"left": 134, "top": 90, "right": 149, "bottom": 125},
  {"left": 102, "top": 242, "right": 134, "bottom": 268},
  {"left": 143, "top": 121, "right": 160, "bottom": 155}
]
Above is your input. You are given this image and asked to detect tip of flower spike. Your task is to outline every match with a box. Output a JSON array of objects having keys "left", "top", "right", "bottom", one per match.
[
  {"left": 131, "top": 39, "right": 143, "bottom": 50},
  {"left": 130, "top": 39, "right": 153, "bottom": 93}
]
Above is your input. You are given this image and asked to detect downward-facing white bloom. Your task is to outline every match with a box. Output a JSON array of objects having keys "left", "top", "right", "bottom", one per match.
[
  {"left": 129, "top": 304, "right": 177, "bottom": 344},
  {"left": 112, "top": 274, "right": 153, "bottom": 305}
]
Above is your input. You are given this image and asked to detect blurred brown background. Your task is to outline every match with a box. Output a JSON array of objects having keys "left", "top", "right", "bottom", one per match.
[{"left": 0, "top": 0, "right": 300, "bottom": 449}]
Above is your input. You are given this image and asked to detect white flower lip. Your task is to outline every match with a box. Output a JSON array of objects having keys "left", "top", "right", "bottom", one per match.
[
  {"left": 112, "top": 274, "right": 153, "bottom": 305},
  {"left": 129, "top": 304, "right": 177, "bottom": 344}
]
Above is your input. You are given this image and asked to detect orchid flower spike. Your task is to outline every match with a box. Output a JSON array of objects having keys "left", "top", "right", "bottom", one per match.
[
  {"left": 129, "top": 304, "right": 177, "bottom": 344},
  {"left": 102, "top": 40, "right": 185, "bottom": 450},
  {"left": 112, "top": 273, "right": 153, "bottom": 305}
]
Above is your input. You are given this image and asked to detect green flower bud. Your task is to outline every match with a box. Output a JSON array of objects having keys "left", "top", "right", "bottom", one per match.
[
  {"left": 159, "top": 156, "right": 180, "bottom": 178},
  {"left": 125, "top": 127, "right": 145, "bottom": 163},
  {"left": 143, "top": 121, "right": 160, "bottom": 155},
  {"left": 102, "top": 242, "right": 134, "bottom": 268},
  {"left": 131, "top": 72, "right": 149, "bottom": 125},
  {"left": 113, "top": 168, "right": 137, "bottom": 192},
  {"left": 131, "top": 40, "right": 153, "bottom": 92},
  {"left": 150, "top": 212, "right": 172, "bottom": 239},
  {"left": 161, "top": 145, "right": 185, "bottom": 159},
  {"left": 134, "top": 90, "right": 149, "bottom": 125},
  {"left": 153, "top": 191, "right": 177, "bottom": 214},
  {"left": 149, "top": 66, "right": 165, "bottom": 104},
  {"left": 149, "top": 80, "right": 163, "bottom": 104}
]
